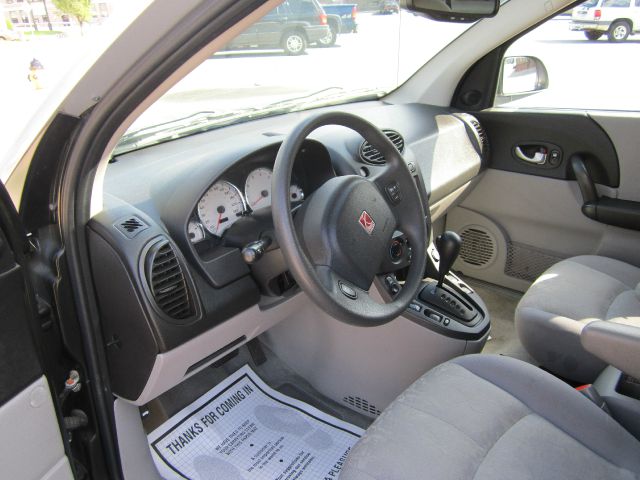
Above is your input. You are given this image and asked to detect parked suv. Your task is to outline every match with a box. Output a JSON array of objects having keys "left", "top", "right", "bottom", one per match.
[
  {"left": 571, "top": 0, "right": 640, "bottom": 42},
  {"left": 224, "top": 0, "right": 330, "bottom": 55}
]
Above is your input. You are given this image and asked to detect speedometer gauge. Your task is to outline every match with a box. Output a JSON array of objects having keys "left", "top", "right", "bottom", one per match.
[
  {"left": 245, "top": 167, "right": 273, "bottom": 210},
  {"left": 197, "top": 181, "right": 245, "bottom": 236}
]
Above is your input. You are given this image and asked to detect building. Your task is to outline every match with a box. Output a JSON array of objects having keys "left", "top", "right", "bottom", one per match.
[{"left": 2, "top": 0, "right": 112, "bottom": 31}]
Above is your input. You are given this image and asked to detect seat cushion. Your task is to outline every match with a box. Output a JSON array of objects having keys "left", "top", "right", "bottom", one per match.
[
  {"left": 515, "top": 255, "right": 640, "bottom": 383},
  {"left": 341, "top": 355, "right": 640, "bottom": 480}
]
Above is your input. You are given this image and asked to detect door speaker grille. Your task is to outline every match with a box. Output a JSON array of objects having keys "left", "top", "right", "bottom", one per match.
[
  {"left": 343, "top": 396, "right": 381, "bottom": 417},
  {"left": 459, "top": 227, "right": 496, "bottom": 268}
]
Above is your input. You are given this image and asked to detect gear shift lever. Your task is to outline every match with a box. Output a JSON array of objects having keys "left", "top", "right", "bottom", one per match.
[
  {"left": 418, "top": 230, "right": 479, "bottom": 323},
  {"left": 436, "top": 231, "right": 461, "bottom": 288}
]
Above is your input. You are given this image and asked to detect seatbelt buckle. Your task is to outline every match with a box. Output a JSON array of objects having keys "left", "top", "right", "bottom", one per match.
[{"left": 576, "top": 384, "right": 611, "bottom": 415}]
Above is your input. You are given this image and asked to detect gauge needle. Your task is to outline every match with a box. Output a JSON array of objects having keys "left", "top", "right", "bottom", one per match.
[
  {"left": 251, "top": 196, "right": 263, "bottom": 207},
  {"left": 216, "top": 212, "right": 222, "bottom": 232}
]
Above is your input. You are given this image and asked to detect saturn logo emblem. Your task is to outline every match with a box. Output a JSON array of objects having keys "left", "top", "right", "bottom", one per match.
[{"left": 359, "top": 210, "right": 375, "bottom": 235}]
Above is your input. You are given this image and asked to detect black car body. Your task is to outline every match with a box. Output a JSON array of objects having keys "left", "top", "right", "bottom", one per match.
[{"left": 225, "top": 0, "right": 330, "bottom": 55}]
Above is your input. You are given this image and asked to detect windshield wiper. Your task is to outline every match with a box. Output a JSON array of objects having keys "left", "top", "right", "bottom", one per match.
[{"left": 113, "top": 87, "right": 385, "bottom": 156}]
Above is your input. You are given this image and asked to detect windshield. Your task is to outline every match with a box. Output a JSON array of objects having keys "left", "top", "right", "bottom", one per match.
[{"left": 118, "top": 1, "right": 473, "bottom": 153}]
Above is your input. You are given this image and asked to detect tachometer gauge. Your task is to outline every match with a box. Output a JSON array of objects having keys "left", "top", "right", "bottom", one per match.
[
  {"left": 197, "top": 181, "right": 246, "bottom": 236},
  {"left": 290, "top": 184, "right": 304, "bottom": 203},
  {"left": 187, "top": 220, "right": 205, "bottom": 243},
  {"left": 245, "top": 167, "right": 272, "bottom": 210}
]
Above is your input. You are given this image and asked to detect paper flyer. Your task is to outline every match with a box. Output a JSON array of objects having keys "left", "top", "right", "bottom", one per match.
[{"left": 148, "top": 365, "right": 364, "bottom": 480}]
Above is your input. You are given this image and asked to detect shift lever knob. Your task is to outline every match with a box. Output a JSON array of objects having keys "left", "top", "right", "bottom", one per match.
[{"left": 435, "top": 231, "right": 461, "bottom": 287}]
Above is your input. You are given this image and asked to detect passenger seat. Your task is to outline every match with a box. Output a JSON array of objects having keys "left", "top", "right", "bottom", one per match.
[{"left": 515, "top": 255, "right": 640, "bottom": 383}]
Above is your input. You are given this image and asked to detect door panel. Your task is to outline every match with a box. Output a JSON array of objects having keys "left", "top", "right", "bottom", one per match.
[
  {"left": 476, "top": 110, "right": 619, "bottom": 186},
  {"left": 591, "top": 113, "right": 640, "bottom": 201},
  {"left": 0, "top": 376, "right": 73, "bottom": 480},
  {"left": 447, "top": 111, "right": 640, "bottom": 292},
  {"left": 0, "top": 183, "right": 73, "bottom": 480}
]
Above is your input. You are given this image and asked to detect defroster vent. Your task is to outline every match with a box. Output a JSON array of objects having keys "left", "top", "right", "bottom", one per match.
[
  {"left": 114, "top": 215, "right": 149, "bottom": 239},
  {"left": 359, "top": 129, "right": 404, "bottom": 165},
  {"left": 145, "top": 239, "right": 194, "bottom": 320}
]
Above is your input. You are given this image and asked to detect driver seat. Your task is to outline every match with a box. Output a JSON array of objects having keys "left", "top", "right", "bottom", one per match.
[{"left": 341, "top": 355, "right": 640, "bottom": 480}]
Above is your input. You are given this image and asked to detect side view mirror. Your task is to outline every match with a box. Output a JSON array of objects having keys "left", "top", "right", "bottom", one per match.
[
  {"left": 496, "top": 56, "right": 549, "bottom": 105},
  {"left": 400, "top": 0, "right": 499, "bottom": 23}
]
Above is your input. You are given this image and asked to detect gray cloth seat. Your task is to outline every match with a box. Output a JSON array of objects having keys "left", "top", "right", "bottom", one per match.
[
  {"left": 515, "top": 255, "right": 640, "bottom": 383},
  {"left": 341, "top": 354, "right": 640, "bottom": 480}
]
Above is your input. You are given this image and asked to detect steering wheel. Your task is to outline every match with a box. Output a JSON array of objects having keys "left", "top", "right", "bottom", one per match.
[{"left": 272, "top": 112, "right": 428, "bottom": 326}]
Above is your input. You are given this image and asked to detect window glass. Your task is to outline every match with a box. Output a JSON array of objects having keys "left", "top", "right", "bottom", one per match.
[
  {"left": 116, "top": 1, "right": 472, "bottom": 154},
  {"left": 494, "top": 7, "right": 640, "bottom": 111}
]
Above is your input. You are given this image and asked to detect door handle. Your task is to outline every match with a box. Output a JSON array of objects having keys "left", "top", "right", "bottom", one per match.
[{"left": 514, "top": 146, "right": 547, "bottom": 164}]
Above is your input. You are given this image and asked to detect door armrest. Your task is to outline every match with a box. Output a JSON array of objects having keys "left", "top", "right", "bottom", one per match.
[
  {"left": 581, "top": 321, "right": 640, "bottom": 379},
  {"left": 571, "top": 155, "right": 640, "bottom": 230}
]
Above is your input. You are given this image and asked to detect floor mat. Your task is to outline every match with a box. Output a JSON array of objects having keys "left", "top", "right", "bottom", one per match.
[
  {"left": 148, "top": 365, "right": 364, "bottom": 480},
  {"left": 464, "top": 279, "right": 535, "bottom": 364}
]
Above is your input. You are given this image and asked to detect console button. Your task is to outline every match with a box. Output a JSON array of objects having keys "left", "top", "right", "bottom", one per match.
[
  {"left": 443, "top": 318, "right": 450, "bottom": 326},
  {"left": 428, "top": 312, "right": 442, "bottom": 323},
  {"left": 338, "top": 282, "right": 357, "bottom": 299},
  {"left": 385, "top": 182, "right": 402, "bottom": 205},
  {"left": 408, "top": 303, "right": 422, "bottom": 313}
]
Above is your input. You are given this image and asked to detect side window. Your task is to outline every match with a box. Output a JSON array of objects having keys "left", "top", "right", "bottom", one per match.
[{"left": 494, "top": 5, "right": 639, "bottom": 111}]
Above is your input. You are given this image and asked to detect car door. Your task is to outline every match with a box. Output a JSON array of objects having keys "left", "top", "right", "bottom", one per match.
[
  {"left": 634, "top": 0, "right": 640, "bottom": 30},
  {"left": 255, "top": 3, "right": 289, "bottom": 47},
  {"left": 0, "top": 181, "right": 74, "bottom": 480},
  {"left": 446, "top": 8, "right": 640, "bottom": 293}
]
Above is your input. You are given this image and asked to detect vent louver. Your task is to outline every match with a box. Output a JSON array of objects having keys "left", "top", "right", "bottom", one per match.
[
  {"left": 468, "top": 117, "right": 489, "bottom": 155},
  {"left": 114, "top": 215, "right": 148, "bottom": 239},
  {"left": 359, "top": 129, "right": 404, "bottom": 165},
  {"left": 146, "top": 240, "right": 194, "bottom": 320},
  {"left": 343, "top": 396, "right": 381, "bottom": 417},
  {"left": 459, "top": 227, "right": 496, "bottom": 268}
]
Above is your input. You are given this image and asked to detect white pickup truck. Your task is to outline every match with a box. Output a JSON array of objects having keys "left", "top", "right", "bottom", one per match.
[{"left": 571, "top": 0, "right": 640, "bottom": 41}]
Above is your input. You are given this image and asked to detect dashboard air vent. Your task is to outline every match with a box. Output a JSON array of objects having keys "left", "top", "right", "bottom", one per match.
[
  {"left": 456, "top": 113, "right": 489, "bottom": 156},
  {"left": 468, "top": 117, "right": 489, "bottom": 155},
  {"left": 459, "top": 226, "right": 496, "bottom": 268},
  {"left": 145, "top": 239, "right": 194, "bottom": 320},
  {"left": 359, "top": 129, "right": 404, "bottom": 165}
]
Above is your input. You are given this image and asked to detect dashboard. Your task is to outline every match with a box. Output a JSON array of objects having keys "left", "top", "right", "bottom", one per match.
[{"left": 88, "top": 101, "right": 487, "bottom": 403}]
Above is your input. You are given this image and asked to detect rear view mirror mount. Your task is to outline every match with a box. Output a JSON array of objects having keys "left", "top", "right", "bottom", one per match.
[{"left": 400, "top": 0, "right": 499, "bottom": 23}]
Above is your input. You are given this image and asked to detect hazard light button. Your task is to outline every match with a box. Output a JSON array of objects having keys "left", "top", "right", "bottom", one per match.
[{"left": 338, "top": 281, "right": 357, "bottom": 299}]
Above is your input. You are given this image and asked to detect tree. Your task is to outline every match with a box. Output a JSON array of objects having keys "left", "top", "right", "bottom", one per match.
[{"left": 52, "top": 0, "right": 91, "bottom": 34}]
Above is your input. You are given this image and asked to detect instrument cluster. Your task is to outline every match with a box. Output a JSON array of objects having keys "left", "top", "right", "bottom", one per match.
[{"left": 188, "top": 167, "right": 305, "bottom": 242}]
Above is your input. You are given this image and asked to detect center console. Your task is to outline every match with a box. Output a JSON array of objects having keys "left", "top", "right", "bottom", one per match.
[
  {"left": 383, "top": 230, "right": 491, "bottom": 343},
  {"left": 593, "top": 367, "right": 640, "bottom": 441}
]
